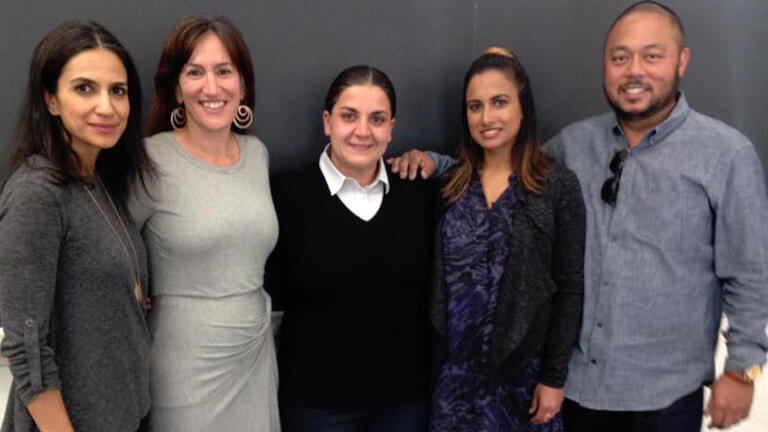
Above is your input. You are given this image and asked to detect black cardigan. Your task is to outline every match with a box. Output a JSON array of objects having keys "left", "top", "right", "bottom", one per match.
[{"left": 430, "top": 163, "right": 586, "bottom": 389}]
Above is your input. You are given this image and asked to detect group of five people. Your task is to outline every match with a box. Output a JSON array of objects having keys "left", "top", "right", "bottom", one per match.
[{"left": 0, "top": 1, "right": 766, "bottom": 432}]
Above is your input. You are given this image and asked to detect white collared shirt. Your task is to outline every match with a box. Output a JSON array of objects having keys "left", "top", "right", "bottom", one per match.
[{"left": 318, "top": 144, "right": 389, "bottom": 221}]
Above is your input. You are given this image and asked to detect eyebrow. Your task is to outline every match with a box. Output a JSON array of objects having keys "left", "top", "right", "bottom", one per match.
[
  {"left": 610, "top": 43, "right": 668, "bottom": 52},
  {"left": 467, "top": 94, "right": 510, "bottom": 102},
  {"left": 184, "top": 61, "right": 233, "bottom": 68},
  {"left": 336, "top": 106, "right": 391, "bottom": 117},
  {"left": 68, "top": 77, "right": 127, "bottom": 87}
]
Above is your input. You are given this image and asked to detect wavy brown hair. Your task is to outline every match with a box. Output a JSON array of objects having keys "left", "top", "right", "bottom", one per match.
[
  {"left": 442, "top": 47, "right": 551, "bottom": 202},
  {"left": 146, "top": 15, "right": 255, "bottom": 135}
]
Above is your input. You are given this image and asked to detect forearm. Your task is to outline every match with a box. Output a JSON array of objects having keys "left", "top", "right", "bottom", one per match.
[
  {"left": 425, "top": 151, "right": 457, "bottom": 176},
  {"left": 715, "top": 146, "right": 768, "bottom": 370},
  {"left": 540, "top": 285, "right": 583, "bottom": 387},
  {"left": 27, "top": 389, "right": 75, "bottom": 432}
]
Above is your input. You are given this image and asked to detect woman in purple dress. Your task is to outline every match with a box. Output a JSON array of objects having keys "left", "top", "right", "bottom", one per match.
[{"left": 429, "top": 47, "right": 585, "bottom": 431}]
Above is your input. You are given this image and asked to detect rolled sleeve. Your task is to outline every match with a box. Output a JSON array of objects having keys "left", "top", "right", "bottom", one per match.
[
  {"left": 713, "top": 145, "right": 768, "bottom": 371},
  {"left": 425, "top": 151, "right": 457, "bottom": 177},
  {"left": 0, "top": 180, "right": 63, "bottom": 404}
]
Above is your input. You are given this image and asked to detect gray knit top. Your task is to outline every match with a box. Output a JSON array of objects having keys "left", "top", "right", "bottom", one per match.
[{"left": 0, "top": 157, "right": 151, "bottom": 432}]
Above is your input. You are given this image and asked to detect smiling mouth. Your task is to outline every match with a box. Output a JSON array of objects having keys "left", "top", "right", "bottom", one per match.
[
  {"left": 348, "top": 142, "right": 375, "bottom": 150},
  {"left": 201, "top": 101, "right": 226, "bottom": 109},
  {"left": 480, "top": 128, "right": 502, "bottom": 139},
  {"left": 90, "top": 123, "right": 119, "bottom": 133},
  {"left": 621, "top": 85, "right": 651, "bottom": 96}
]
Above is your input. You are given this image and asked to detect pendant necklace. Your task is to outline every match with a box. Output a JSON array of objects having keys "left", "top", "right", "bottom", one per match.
[{"left": 83, "top": 177, "right": 144, "bottom": 304}]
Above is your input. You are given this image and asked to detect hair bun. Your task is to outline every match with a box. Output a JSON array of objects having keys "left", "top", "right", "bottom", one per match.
[{"left": 483, "top": 46, "right": 516, "bottom": 59}]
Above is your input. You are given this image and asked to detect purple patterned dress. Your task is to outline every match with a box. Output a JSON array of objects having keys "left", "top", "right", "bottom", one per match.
[{"left": 430, "top": 175, "right": 562, "bottom": 432}]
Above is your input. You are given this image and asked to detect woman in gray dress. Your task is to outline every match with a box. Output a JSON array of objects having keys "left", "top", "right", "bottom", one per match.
[
  {"left": 0, "top": 21, "right": 154, "bottom": 431},
  {"left": 128, "top": 16, "right": 280, "bottom": 431}
]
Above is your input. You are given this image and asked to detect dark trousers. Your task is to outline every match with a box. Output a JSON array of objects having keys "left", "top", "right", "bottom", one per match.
[
  {"left": 281, "top": 402, "right": 426, "bottom": 432},
  {"left": 562, "top": 388, "right": 703, "bottom": 432}
]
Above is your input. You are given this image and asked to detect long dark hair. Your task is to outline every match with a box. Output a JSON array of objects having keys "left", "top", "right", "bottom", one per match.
[
  {"left": 9, "top": 20, "right": 153, "bottom": 202},
  {"left": 442, "top": 47, "right": 551, "bottom": 202},
  {"left": 147, "top": 15, "right": 256, "bottom": 135}
]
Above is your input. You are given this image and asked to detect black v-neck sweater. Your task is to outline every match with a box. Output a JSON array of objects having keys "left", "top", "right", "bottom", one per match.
[{"left": 266, "top": 164, "right": 438, "bottom": 408}]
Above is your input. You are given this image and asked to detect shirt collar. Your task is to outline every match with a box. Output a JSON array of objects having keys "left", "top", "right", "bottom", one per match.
[
  {"left": 318, "top": 144, "right": 390, "bottom": 196},
  {"left": 611, "top": 92, "right": 692, "bottom": 148}
]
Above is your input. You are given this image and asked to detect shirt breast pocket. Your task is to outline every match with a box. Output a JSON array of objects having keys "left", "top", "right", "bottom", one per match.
[{"left": 623, "top": 173, "right": 687, "bottom": 250}]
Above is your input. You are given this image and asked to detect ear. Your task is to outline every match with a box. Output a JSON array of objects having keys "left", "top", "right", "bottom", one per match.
[
  {"left": 44, "top": 92, "right": 60, "bottom": 116},
  {"left": 387, "top": 118, "right": 396, "bottom": 142},
  {"left": 322, "top": 110, "right": 331, "bottom": 137},
  {"left": 677, "top": 47, "right": 691, "bottom": 79},
  {"left": 175, "top": 86, "right": 183, "bottom": 105}
]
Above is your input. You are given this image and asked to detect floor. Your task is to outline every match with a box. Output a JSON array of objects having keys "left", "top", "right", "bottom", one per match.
[{"left": 0, "top": 326, "right": 765, "bottom": 431}]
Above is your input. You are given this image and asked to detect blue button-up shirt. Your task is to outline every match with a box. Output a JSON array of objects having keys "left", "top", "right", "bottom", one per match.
[{"left": 544, "top": 94, "right": 768, "bottom": 411}]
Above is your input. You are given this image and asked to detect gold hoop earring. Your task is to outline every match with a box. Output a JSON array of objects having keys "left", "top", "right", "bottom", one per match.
[
  {"left": 233, "top": 105, "right": 253, "bottom": 129},
  {"left": 170, "top": 106, "right": 186, "bottom": 130}
]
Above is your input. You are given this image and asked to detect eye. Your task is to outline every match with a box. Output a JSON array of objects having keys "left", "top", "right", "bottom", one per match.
[
  {"left": 185, "top": 68, "right": 203, "bottom": 78},
  {"left": 370, "top": 114, "right": 389, "bottom": 125},
  {"left": 340, "top": 112, "right": 356, "bottom": 122},
  {"left": 645, "top": 53, "right": 663, "bottom": 62},
  {"left": 493, "top": 98, "right": 508, "bottom": 107},
  {"left": 74, "top": 83, "right": 93, "bottom": 94},
  {"left": 217, "top": 67, "right": 234, "bottom": 76},
  {"left": 611, "top": 54, "right": 629, "bottom": 64},
  {"left": 467, "top": 102, "right": 482, "bottom": 113},
  {"left": 111, "top": 85, "right": 128, "bottom": 96}
]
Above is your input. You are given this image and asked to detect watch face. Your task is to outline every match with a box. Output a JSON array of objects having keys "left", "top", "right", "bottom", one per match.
[{"left": 745, "top": 365, "right": 763, "bottom": 382}]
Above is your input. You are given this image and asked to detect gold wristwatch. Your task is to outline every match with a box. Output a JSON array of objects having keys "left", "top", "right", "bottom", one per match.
[{"left": 726, "top": 364, "right": 763, "bottom": 384}]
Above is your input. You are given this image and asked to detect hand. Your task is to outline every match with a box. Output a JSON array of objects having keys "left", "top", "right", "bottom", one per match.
[
  {"left": 529, "top": 383, "right": 564, "bottom": 425},
  {"left": 705, "top": 373, "right": 754, "bottom": 429},
  {"left": 386, "top": 149, "right": 435, "bottom": 180}
]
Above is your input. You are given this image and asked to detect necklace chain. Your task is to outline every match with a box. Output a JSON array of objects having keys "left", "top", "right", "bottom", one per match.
[{"left": 83, "top": 178, "right": 143, "bottom": 303}]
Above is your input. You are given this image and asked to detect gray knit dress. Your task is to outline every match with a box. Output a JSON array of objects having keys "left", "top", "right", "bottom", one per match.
[{"left": 129, "top": 132, "right": 280, "bottom": 432}]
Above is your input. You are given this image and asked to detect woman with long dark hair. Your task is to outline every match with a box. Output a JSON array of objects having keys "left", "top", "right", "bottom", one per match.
[
  {"left": 429, "top": 47, "right": 585, "bottom": 431},
  {"left": 0, "top": 21, "right": 154, "bottom": 432}
]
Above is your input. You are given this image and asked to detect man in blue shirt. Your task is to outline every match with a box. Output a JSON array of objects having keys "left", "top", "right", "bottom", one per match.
[{"left": 389, "top": 2, "right": 768, "bottom": 430}]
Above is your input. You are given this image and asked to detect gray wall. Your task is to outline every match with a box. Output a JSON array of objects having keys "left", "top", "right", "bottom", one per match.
[{"left": 1, "top": 0, "right": 766, "bottom": 179}]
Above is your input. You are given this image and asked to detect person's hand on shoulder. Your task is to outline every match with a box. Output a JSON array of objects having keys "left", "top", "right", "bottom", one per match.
[{"left": 387, "top": 149, "right": 436, "bottom": 180}]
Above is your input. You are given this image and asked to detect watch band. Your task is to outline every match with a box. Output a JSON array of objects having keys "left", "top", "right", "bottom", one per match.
[{"left": 724, "top": 365, "right": 763, "bottom": 384}]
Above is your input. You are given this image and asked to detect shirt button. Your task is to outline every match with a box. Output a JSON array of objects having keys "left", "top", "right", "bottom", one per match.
[
  {"left": 590, "top": 359, "right": 597, "bottom": 365},
  {"left": 597, "top": 322, "right": 603, "bottom": 328},
  {"left": 25, "top": 319, "right": 35, "bottom": 327}
]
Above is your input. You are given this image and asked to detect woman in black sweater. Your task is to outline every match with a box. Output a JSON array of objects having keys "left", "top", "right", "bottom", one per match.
[{"left": 266, "top": 66, "right": 436, "bottom": 432}]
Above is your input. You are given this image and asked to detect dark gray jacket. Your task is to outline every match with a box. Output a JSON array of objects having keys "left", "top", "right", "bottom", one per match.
[{"left": 430, "top": 163, "right": 586, "bottom": 388}]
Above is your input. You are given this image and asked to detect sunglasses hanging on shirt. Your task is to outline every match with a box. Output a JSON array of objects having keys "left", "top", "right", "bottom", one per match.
[{"left": 601, "top": 149, "right": 628, "bottom": 206}]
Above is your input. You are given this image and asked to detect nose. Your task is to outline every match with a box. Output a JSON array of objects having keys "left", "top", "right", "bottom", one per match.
[
  {"left": 480, "top": 106, "right": 493, "bottom": 125},
  {"left": 203, "top": 72, "right": 217, "bottom": 95},
  {"left": 625, "top": 55, "right": 644, "bottom": 77},
  {"left": 354, "top": 118, "right": 372, "bottom": 138},
  {"left": 94, "top": 90, "right": 116, "bottom": 116}
]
